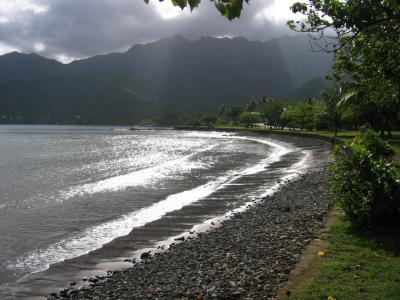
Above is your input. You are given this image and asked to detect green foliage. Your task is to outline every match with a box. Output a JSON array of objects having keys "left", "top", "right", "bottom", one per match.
[
  {"left": 201, "top": 114, "right": 218, "bottom": 126},
  {"left": 220, "top": 106, "right": 244, "bottom": 124},
  {"left": 293, "top": 219, "right": 400, "bottom": 300},
  {"left": 246, "top": 99, "right": 258, "bottom": 112},
  {"left": 237, "top": 111, "right": 261, "bottom": 126},
  {"left": 320, "top": 86, "right": 341, "bottom": 133},
  {"left": 312, "top": 100, "right": 327, "bottom": 130},
  {"left": 291, "top": 0, "right": 400, "bottom": 135},
  {"left": 260, "top": 98, "right": 287, "bottom": 129},
  {"left": 186, "top": 113, "right": 219, "bottom": 126},
  {"left": 282, "top": 101, "right": 314, "bottom": 130},
  {"left": 331, "top": 134, "right": 400, "bottom": 229},
  {"left": 144, "top": 0, "right": 249, "bottom": 20},
  {"left": 352, "top": 130, "right": 395, "bottom": 159}
]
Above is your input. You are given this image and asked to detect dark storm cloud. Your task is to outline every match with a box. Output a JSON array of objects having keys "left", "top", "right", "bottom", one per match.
[{"left": 0, "top": 0, "right": 299, "bottom": 62}]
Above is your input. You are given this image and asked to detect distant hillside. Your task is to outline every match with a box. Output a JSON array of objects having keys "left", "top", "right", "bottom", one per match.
[
  {"left": 0, "top": 52, "right": 63, "bottom": 82},
  {"left": 272, "top": 35, "right": 333, "bottom": 88},
  {"left": 0, "top": 35, "right": 332, "bottom": 124},
  {"left": 288, "top": 76, "right": 330, "bottom": 100}
]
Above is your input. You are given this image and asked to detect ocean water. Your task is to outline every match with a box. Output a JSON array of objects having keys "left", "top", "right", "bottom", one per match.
[{"left": 0, "top": 125, "right": 314, "bottom": 298}]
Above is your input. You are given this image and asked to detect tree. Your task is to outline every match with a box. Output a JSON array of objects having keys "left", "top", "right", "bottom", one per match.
[
  {"left": 187, "top": 113, "right": 218, "bottom": 126},
  {"left": 246, "top": 99, "right": 258, "bottom": 112},
  {"left": 222, "top": 106, "right": 243, "bottom": 124},
  {"left": 144, "top": 0, "right": 249, "bottom": 20},
  {"left": 289, "top": 0, "right": 400, "bottom": 136},
  {"left": 282, "top": 101, "right": 314, "bottom": 130},
  {"left": 320, "top": 86, "right": 342, "bottom": 136},
  {"left": 201, "top": 114, "right": 218, "bottom": 126},
  {"left": 260, "top": 98, "right": 287, "bottom": 129},
  {"left": 312, "top": 100, "right": 328, "bottom": 131},
  {"left": 331, "top": 131, "right": 399, "bottom": 229},
  {"left": 238, "top": 111, "right": 261, "bottom": 127}
]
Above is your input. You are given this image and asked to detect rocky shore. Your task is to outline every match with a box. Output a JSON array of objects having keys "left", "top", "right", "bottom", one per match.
[{"left": 50, "top": 168, "right": 333, "bottom": 300}]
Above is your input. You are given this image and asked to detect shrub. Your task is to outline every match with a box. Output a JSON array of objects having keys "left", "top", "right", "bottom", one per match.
[
  {"left": 331, "top": 135, "right": 400, "bottom": 229},
  {"left": 238, "top": 111, "right": 261, "bottom": 127},
  {"left": 352, "top": 129, "right": 395, "bottom": 159},
  {"left": 304, "top": 122, "right": 314, "bottom": 131}
]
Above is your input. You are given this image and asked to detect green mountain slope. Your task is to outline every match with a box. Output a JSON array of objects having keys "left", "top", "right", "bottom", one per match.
[
  {"left": 288, "top": 76, "right": 330, "bottom": 100},
  {"left": 0, "top": 35, "right": 332, "bottom": 124}
]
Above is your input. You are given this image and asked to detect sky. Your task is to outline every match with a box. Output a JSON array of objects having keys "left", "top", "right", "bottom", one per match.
[{"left": 0, "top": 0, "right": 303, "bottom": 63}]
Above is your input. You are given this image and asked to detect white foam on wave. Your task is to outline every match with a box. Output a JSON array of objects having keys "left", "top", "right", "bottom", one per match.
[
  {"left": 234, "top": 136, "right": 291, "bottom": 175},
  {"left": 7, "top": 133, "right": 294, "bottom": 281},
  {"left": 7, "top": 171, "right": 237, "bottom": 276},
  {"left": 61, "top": 143, "right": 218, "bottom": 199},
  {"left": 128, "top": 148, "right": 313, "bottom": 262},
  {"left": 184, "top": 131, "right": 293, "bottom": 176},
  {"left": 183, "top": 131, "right": 235, "bottom": 139},
  {"left": 64, "top": 159, "right": 201, "bottom": 197},
  {"left": 60, "top": 132, "right": 287, "bottom": 200}
]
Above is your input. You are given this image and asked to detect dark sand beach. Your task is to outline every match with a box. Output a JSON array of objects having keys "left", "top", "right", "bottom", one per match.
[{"left": 48, "top": 132, "right": 333, "bottom": 300}]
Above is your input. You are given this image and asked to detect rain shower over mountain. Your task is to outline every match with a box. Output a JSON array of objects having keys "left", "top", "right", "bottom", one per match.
[{"left": 0, "top": 35, "right": 331, "bottom": 124}]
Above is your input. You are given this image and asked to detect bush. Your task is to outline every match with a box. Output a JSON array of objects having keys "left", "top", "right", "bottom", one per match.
[
  {"left": 304, "top": 122, "right": 314, "bottom": 131},
  {"left": 238, "top": 111, "right": 262, "bottom": 127},
  {"left": 352, "top": 129, "right": 395, "bottom": 159},
  {"left": 331, "top": 135, "right": 400, "bottom": 229}
]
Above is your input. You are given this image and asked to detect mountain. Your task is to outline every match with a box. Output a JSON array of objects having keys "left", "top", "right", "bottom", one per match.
[
  {"left": 0, "top": 52, "right": 63, "bottom": 82},
  {"left": 272, "top": 35, "right": 333, "bottom": 88},
  {"left": 288, "top": 76, "right": 330, "bottom": 100},
  {"left": 0, "top": 35, "right": 332, "bottom": 124}
]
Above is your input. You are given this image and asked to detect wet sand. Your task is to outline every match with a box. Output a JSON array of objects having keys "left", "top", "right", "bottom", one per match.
[
  {"left": 46, "top": 132, "right": 333, "bottom": 300},
  {"left": 52, "top": 168, "right": 333, "bottom": 300}
]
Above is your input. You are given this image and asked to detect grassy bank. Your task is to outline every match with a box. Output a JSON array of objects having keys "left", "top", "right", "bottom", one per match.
[{"left": 291, "top": 218, "right": 400, "bottom": 300}]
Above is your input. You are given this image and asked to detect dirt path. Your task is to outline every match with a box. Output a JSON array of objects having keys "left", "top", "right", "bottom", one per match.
[
  {"left": 276, "top": 207, "right": 342, "bottom": 299},
  {"left": 393, "top": 154, "right": 400, "bottom": 165}
]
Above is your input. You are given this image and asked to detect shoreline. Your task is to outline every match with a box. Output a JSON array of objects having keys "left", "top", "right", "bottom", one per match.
[
  {"left": 1, "top": 129, "right": 330, "bottom": 299},
  {"left": 51, "top": 165, "right": 333, "bottom": 299},
  {"left": 174, "top": 126, "right": 341, "bottom": 146},
  {"left": 176, "top": 126, "right": 400, "bottom": 165}
]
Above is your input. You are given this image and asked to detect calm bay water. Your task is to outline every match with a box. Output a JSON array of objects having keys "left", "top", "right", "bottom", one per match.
[{"left": 0, "top": 125, "right": 314, "bottom": 298}]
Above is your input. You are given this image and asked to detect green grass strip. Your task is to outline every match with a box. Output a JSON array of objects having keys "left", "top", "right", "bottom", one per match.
[{"left": 293, "top": 220, "right": 400, "bottom": 300}]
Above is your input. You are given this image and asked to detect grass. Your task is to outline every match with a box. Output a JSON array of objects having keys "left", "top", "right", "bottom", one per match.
[
  {"left": 291, "top": 130, "right": 400, "bottom": 154},
  {"left": 292, "top": 219, "right": 400, "bottom": 300}
]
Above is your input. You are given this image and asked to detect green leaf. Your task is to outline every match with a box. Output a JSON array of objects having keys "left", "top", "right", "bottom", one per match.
[
  {"left": 171, "top": 0, "right": 187, "bottom": 10},
  {"left": 188, "top": 0, "right": 201, "bottom": 11},
  {"left": 214, "top": 2, "right": 227, "bottom": 17}
]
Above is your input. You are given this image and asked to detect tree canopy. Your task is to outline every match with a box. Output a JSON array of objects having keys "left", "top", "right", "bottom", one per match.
[
  {"left": 143, "top": 0, "right": 249, "bottom": 20},
  {"left": 290, "top": 1, "right": 400, "bottom": 135}
]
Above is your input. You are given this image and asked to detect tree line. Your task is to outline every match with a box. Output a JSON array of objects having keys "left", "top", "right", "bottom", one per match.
[{"left": 184, "top": 86, "right": 400, "bottom": 137}]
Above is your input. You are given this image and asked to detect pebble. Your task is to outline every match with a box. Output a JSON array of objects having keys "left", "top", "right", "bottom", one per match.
[{"left": 49, "top": 169, "right": 332, "bottom": 300}]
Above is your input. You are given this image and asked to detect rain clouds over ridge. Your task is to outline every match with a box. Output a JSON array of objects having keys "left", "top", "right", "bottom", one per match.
[{"left": 0, "top": 0, "right": 301, "bottom": 63}]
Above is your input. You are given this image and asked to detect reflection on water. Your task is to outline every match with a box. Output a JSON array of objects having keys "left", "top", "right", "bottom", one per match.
[{"left": 0, "top": 125, "right": 329, "bottom": 299}]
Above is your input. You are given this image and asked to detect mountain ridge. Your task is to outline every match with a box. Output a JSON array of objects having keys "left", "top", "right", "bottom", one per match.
[{"left": 0, "top": 35, "right": 332, "bottom": 124}]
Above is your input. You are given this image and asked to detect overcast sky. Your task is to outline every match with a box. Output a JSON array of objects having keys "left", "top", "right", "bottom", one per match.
[{"left": 0, "top": 0, "right": 303, "bottom": 63}]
